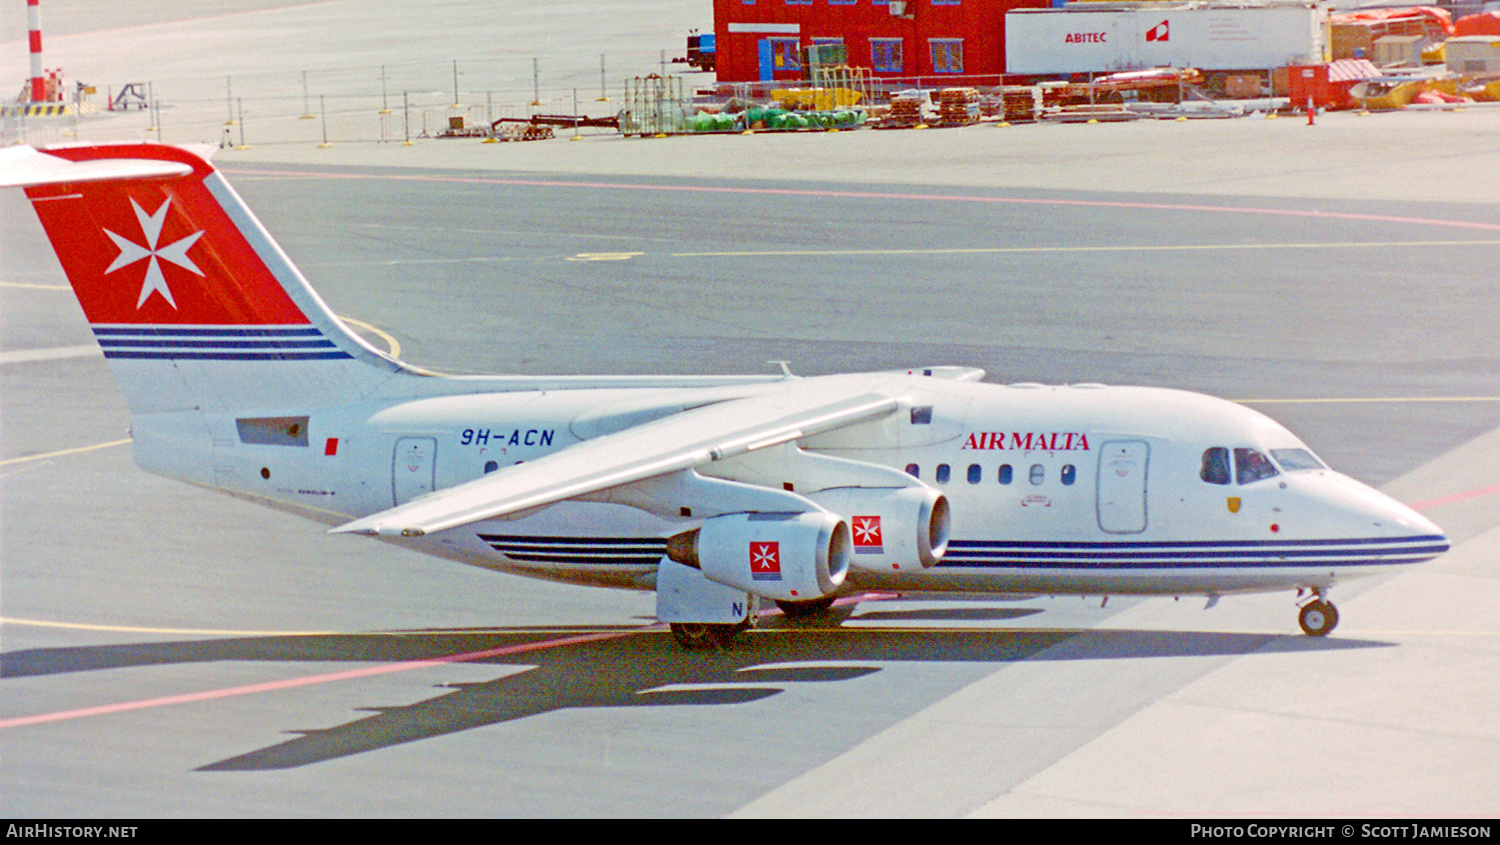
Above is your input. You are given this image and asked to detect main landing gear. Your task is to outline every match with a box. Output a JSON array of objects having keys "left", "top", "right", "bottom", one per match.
[
  {"left": 775, "top": 595, "right": 838, "bottom": 619},
  {"left": 1297, "top": 596, "right": 1340, "bottom": 637}
]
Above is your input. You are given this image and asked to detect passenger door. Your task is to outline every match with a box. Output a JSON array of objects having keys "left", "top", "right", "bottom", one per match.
[
  {"left": 393, "top": 437, "right": 437, "bottom": 506},
  {"left": 1097, "top": 440, "right": 1149, "bottom": 533}
]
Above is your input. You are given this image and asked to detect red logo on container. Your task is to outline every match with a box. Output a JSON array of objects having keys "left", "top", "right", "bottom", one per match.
[{"left": 1147, "top": 20, "right": 1170, "bottom": 42}]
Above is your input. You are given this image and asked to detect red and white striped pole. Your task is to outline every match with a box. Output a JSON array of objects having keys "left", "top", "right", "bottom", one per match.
[{"left": 29, "top": 0, "right": 47, "bottom": 102}]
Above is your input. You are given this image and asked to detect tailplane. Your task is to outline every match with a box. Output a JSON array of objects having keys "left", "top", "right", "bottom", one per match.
[{"left": 9, "top": 143, "right": 409, "bottom": 415}]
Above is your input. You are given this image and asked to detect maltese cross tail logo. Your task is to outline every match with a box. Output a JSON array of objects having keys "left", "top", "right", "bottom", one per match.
[{"left": 103, "top": 197, "right": 206, "bottom": 310}]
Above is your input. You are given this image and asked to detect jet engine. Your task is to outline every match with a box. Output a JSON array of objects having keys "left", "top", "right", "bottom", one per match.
[
  {"left": 806, "top": 486, "right": 950, "bottom": 572},
  {"left": 667, "top": 511, "right": 850, "bottom": 603}
]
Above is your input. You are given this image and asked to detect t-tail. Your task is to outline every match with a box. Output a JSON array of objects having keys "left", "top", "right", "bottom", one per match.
[{"left": 9, "top": 142, "right": 412, "bottom": 417}]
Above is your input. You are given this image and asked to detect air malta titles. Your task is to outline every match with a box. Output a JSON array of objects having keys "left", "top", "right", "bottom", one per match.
[{"left": 961, "top": 431, "right": 1091, "bottom": 451}]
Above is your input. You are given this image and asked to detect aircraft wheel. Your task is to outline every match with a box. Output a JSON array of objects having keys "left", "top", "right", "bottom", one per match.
[
  {"left": 775, "top": 595, "right": 837, "bottom": 619},
  {"left": 670, "top": 622, "right": 738, "bottom": 650},
  {"left": 1298, "top": 599, "right": 1339, "bottom": 637}
]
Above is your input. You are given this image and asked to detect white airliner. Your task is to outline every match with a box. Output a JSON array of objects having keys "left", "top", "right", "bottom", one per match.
[{"left": 4, "top": 143, "right": 1449, "bottom": 647}]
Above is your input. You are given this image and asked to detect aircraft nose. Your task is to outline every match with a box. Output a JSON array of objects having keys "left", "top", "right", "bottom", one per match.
[{"left": 1318, "top": 472, "right": 1450, "bottom": 555}]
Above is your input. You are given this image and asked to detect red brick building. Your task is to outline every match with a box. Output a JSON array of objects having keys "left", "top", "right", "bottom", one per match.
[{"left": 713, "top": 0, "right": 1053, "bottom": 85}]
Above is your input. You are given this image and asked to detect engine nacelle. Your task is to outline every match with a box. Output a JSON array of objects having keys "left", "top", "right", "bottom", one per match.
[
  {"left": 667, "top": 511, "right": 849, "bottom": 603},
  {"left": 805, "top": 486, "right": 950, "bottom": 572}
]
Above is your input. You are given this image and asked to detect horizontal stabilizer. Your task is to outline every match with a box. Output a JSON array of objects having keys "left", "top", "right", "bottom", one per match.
[{"left": 0, "top": 145, "right": 195, "bottom": 188}]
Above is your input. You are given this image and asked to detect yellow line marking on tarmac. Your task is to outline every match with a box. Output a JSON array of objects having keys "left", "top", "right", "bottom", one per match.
[
  {"left": 0, "top": 616, "right": 337, "bottom": 637},
  {"left": 0, "top": 280, "right": 70, "bottom": 290},
  {"left": 1238, "top": 397, "right": 1500, "bottom": 404},
  {"left": 567, "top": 252, "right": 643, "bottom": 261},
  {"left": 337, "top": 314, "right": 401, "bottom": 358},
  {"left": 671, "top": 240, "right": 1500, "bottom": 258},
  {"left": 0, "top": 438, "right": 131, "bottom": 466}
]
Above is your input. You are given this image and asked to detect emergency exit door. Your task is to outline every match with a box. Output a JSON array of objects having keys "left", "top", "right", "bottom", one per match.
[
  {"left": 393, "top": 437, "right": 436, "bottom": 506},
  {"left": 1097, "top": 440, "right": 1149, "bottom": 534}
]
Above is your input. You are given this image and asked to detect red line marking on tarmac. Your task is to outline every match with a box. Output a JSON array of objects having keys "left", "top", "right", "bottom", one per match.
[
  {"left": 222, "top": 167, "right": 1500, "bottom": 234},
  {"left": 1411, "top": 482, "right": 1500, "bottom": 512},
  {"left": 0, "top": 630, "right": 632, "bottom": 730}
]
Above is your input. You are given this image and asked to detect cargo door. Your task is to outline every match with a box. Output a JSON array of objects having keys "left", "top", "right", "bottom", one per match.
[
  {"left": 393, "top": 437, "right": 437, "bottom": 506},
  {"left": 1097, "top": 440, "right": 1148, "bottom": 534}
]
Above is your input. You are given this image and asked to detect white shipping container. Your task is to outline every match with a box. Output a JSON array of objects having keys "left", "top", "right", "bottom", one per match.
[
  {"left": 1006, "top": 5, "right": 1328, "bottom": 75},
  {"left": 1445, "top": 36, "right": 1500, "bottom": 74}
]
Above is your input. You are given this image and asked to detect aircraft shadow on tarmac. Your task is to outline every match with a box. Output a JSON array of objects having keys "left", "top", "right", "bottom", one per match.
[{"left": 1, "top": 611, "right": 1390, "bottom": 772}]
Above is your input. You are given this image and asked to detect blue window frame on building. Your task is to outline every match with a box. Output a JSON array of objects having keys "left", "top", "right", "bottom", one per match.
[
  {"left": 810, "top": 36, "right": 846, "bottom": 65},
  {"left": 930, "top": 38, "right": 963, "bottom": 74},
  {"left": 871, "top": 38, "right": 903, "bottom": 72},
  {"left": 769, "top": 37, "right": 801, "bottom": 71}
]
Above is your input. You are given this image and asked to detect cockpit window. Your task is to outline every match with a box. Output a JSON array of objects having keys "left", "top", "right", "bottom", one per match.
[
  {"left": 1271, "top": 448, "right": 1325, "bottom": 471},
  {"left": 1200, "top": 447, "right": 1231, "bottom": 485},
  {"left": 1234, "top": 448, "right": 1281, "bottom": 484}
]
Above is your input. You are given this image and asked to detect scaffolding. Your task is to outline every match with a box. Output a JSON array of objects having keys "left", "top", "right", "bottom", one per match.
[
  {"left": 809, "top": 64, "right": 875, "bottom": 109},
  {"left": 620, "top": 74, "right": 686, "bottom": 135}
]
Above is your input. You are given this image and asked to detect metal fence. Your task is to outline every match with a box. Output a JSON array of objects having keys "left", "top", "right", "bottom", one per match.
[{"left": 2, "top": 55, "right": 679, "bottom": 147}]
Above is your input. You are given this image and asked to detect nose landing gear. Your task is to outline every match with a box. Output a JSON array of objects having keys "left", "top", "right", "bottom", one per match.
[{"left": 1297, "top": 596, "right": 1340, "bottom": 636}]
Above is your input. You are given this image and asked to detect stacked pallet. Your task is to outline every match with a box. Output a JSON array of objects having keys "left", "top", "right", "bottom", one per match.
[
  {"left": 1000, "top": 86, "right": 1041, "bottom": 123},
  {"left": 883, "top": 95, "right": 923, "bottom": 128},
  {"left": 936, "top": 87, "right": 979, "bottom": 126}
]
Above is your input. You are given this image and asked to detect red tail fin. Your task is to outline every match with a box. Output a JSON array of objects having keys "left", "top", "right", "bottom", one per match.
[
  {"left": 13, "top": 143, "right": 405, "bottom": 414},
  {"left": 27, "top": 143, "right": 311, "bottom": 327}
]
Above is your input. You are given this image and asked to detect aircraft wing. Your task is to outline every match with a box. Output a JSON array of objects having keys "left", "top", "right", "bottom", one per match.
[{"left": 331, "top": 376, "right": 905, "bottom": 537}]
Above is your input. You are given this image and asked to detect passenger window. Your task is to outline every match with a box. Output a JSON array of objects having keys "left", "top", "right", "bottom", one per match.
[
  {"left": 998, "top": 464, "right": 1013, "bottom": 485},
  {"left": 936, "top": 464, "right": 951, "bottom": 484},
  {"left": 967, "top": 464, "right": 981, "bottom": 484},
  {"left": 1061, "top": 464, "right": 1076, "bottom": 485},
  {"left": 1200, "top": 447, "right": 1231, "bottom": 485},
  {"left": 1234, "top": 448, "right": 1281, "bottom": 484},
  {"left": 1029, "top": 464, "right": 1045, "bottom": 486},
  {"left": 484, "top": 460, "right": 499, "bottom": 474},
  {"left": 905, "top": 463, "right": 919, "bottom": 478}
]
